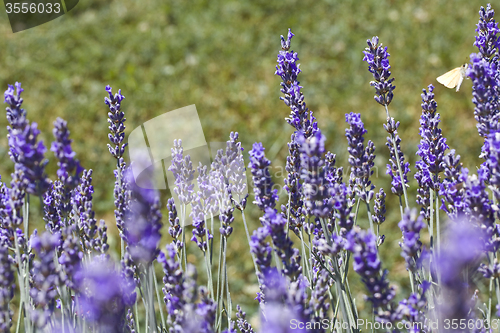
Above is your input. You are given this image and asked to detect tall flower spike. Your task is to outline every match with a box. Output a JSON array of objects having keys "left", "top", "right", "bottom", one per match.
[
  {"left": 167, "top": 198, "right": 183, "bottom": 253},
  {"left": 169, "top": 139, "right": 195, "bottom": 205},
  {"left": 248, "top": 142, "right": 278, "bottom": 212},
  {"left": 190, "top": 166, "right": 214, "bottom": 250},
  {"left": 105, "top": 85, "right": 127, "bottom": 159},
  {"left": 384, "top": 118, "right": 410, "bottom": 196},
  {"left": 275, "top": 29, "right": 318, "bottom": 137},
  {"left": 29, "top": 230, "right": 62, "bottom": 328},
  {"left": 474, "top": 4, "right": 500, "bottom": 60},
  {"left": 72, "top": 169, "right": 97, "bottom": 252},
  {"left": 124, "top": 168, "right": 162, "bottom": 264},
  {"left": 398, "top": 209, "right": 426, "bottom": 273},
  {"left": 363, "top": 37, "right": 396, "bottom": 106},
  {"left": 4, "top": 83, "right": 50, "bottom": 195},
  {"left": 104, "top": 86, "right": 130, "bottom": 241},
  {"left": 0, "top": 237, "right": 14, "bottom": 332},
  {"left": 158, "top": 244, "right": 185, "bottom": 332},
  {"left": 345, "top": 227, "right": 398, "bottom": 323},
  {"left": 439, "top": 150, "right": 468, "bottom": 220},
  {"left": 51, "top": 118, "right": 83, "bottom": 191},
  {"left": 345, "top": 112, "right": 376, "bottom": 202},
  {"left": 74, "top": 257, "right": 135, "bottom": 333},
  {"left": 415, "top": 85, "right": 449, "bottom": 220},
  {"left": 235, "top": 305, "right": 254, "bottom": 333},
  {"left": 372, "top": 188, "right": 386, "bottom": 225},
  {"left": 468, "top": 53, "right": 499, "bottom": 143},
  {"left": 297, "top": 129, "right": 332, "bottom": 218},
  {"left": 224, "top": 132, "right": 248, "bottom": 209}
]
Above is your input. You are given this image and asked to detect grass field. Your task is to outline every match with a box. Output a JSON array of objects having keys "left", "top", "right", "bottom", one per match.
[{"left": 0, "top": 0, "right": 493, "bottom": 326}]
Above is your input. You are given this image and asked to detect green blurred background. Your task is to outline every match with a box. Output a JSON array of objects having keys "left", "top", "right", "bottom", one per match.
[{"left": 0, "top": 0, "right": 491, "bottom": 327}]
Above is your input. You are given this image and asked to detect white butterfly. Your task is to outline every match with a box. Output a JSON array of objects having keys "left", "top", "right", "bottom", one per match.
[{"left": 436, "top": 63, "right": 468, "bottom": 92}]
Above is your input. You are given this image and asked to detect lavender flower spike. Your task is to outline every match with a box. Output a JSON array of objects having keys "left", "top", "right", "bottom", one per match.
[
  {"left": 345, "top": 112, "right": 376, "bottom": 202},
  {"left": 398, "top": 209, "right": 426, "bottom": 272},
  {"left": 468, "top": 53, "right": 499, "bottom": 143},
  {"left": 363, "top": 37, "right": 396, "bottom": 107},
  {"left": 51, "top": 118, "right": 83, "bottom": 190},
  {"left": 385, "top": 118, "right": 410, "bottom": 197},
  {"left": 105, "top": 85, "right": 127, "bottom": 160},
  {"left": 474, "top": 4, "right": 500, "bottom": 60},
  {"left": 248, "top": 142, "right": 278, "bottom": 212},
  {"left": 74, "top": 257, "right": 135, "bottom": 333},
  {"left": 169, "top": 139, "right": 195, "bottom": 205},
  {"left": 124, "top": 168, "right": 162, "bottom": 264},
  {"left": 0, "top": 237, "right": 14, "bottom": 332},
  {"left": 297, "top": 129, "right": 332, "bottom": 218},
  {"left": 4, "top": 83, "right": 50, "bottom": 195}
]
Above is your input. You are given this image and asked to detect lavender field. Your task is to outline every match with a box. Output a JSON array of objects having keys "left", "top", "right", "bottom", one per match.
[{"left": 1, "top": 1, "right": 500, "bottom": 333}]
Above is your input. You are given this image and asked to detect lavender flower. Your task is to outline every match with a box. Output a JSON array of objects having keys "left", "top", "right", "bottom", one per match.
[
  {"left": 281, "top": 133, "right": 305, "bottom": 235},
  {"left": 372, "top": 188, "right": 386, "bottom": 225},
  {"left": 395, "top": 282, "right": 430, "bottom": 333},
  {"left": 332, "top": 183, "right": 355, "bottom": 236},
  {"left": 105, "top": 85, "right": 127, "bottom": 160},
  {"left": 415, "top": 85, "right": 449, "bottom": 220},
  {"left": 222, "top": 132, "right": 248, "bottom": 209},
  {"left": 261, "top": 208, "right": 301, "bottom": 280},
  {"left": 104, "top": 86, "right": 130, "bottom": 242},
  {"left": 362, "top": 36, "right": 396, "bottom": 106},
  {"left": 440, "top": 150, "right": 468, "bottom": 220},
  {"left": 167, "top": 198, "right": 183, "bottom": 253},
  {"left": 398, "top": 209, "right": 426, "bottom": 272},
  {"left": 345, "top": 227, "right": 397, "bottom": 323},
  {"left": 4, "top": 83, "right": 50, "bottom": 195},
  {"left": 29, "top": 230, "right": 62, "bottom": 328},
  {"left": 74, "top": 257, "right": 135, "bottom": 333},
  {"left": 309, "top": 263, "right": 331, "bottom": 327},
  {"left": 236, "top": 305, "right": 254, "bottom": 333},
  {"left": 43, "top": 183, "right": 62, "bottom": 234},
  {"left": 72, "top": 169, "right": 97, "bottom": 252},
  {"left": 51, "top": 117, "right": 83, "bottom": 191},
  {"left": 6, "top": 169, "right": 26, "bottom": 228},
  {"left": 124, "top": 169, "right": 162, "bottom": 264},
  {"left": 190, "top": 166, "right": 214, "bottom": 250},
  {"left": 158, "top": 244, "right": 185, "bottom": 331},
  {"left": 468, "top": 53, "right": 499, "bottom": 141},
  {"left": 196, "top": 287, "right": 217, "bottom": 333},
  {"left": 248, "top": 142, "right": 278, "bottom": 212},
  {"left": 275, "top": 29, "right": 318, "bottom": 137},
  {"left": 58, "top": 231, "right": 83, "bottom": 288},
  {"left": 385, "top": 118, "right": 410, "bottom": 196},
  {"left": 169, "top": 139, "right": 195, "bottom": 205},
  {"left": 0, "top": 237, "right": 14, "bottom": 332},
  {"left": 345, "top": 112, "right": 376, "bottom": 202},
  {"left": 249, "top": 226, "right": 273, "bottom": 289},
  {"left": 436, "top": 221, "right": 484, "bottom": 324},
  {"left": 297, "top": 129, "right": 332, "bottom": 218},
  {"left": 474, "top": 4, "right": 500, "bottom": 60}
]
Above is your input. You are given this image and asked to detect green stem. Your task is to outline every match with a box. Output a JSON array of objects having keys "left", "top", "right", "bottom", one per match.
[{"left": 153, "top": 266, "right": 166, "bottom": 330}]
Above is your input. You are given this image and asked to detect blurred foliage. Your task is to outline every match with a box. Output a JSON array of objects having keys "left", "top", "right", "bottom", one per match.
[{"left": 0, "top": 0, "right": 492, "bottom": 325}]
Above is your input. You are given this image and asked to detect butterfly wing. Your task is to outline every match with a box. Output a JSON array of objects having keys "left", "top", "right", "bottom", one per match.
[{"left": 436, "top": 67, "right": 462, "bottom": 89}]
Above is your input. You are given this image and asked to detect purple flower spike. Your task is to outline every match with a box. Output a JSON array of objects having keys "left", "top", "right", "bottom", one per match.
[
  {"left": 398, "top": 209, "right": 426, "bottom": 272},
  {"left": 468, "top": 53, "right": 499, "bottom": 142},
  {"left": 415, "top": 85, "right": 449, "bottom": 220},
  {"left": 345, "top": 112, "right": 376, "bottom": 202},
  {"left": 384, "top": 118, "right": 410, "bottom": 196},
  {"left": 474, "top": 4, "right": 500, "bottom": 60},
  {"left": 51, "top": 118, "right": 83, "bottom": 190},
  {"left": 4, "top": 83, "right": 50, "bottom": 196},
  {"left": 297, "top": 130, "right": 332, "bottom": 218},
  {"left": 436, "top": 221, "right": 484, "bottom": 323},
  {"left": 363, "top": 37, "right": 396, "bottom": 106},
  {"left": 0, "top": 237, "right": 14, "bottom": 332},
  {"left": 248, "top": 142, "right": 278, "bottom": 212},
  {"left": 124, "top": 169, "right": 162, "bottom": 265},
  {"left": 345, "top": 227, "right": 398, "bottom": 323},
  {"left": 169, "top": 139, "right": 195, "bottom": 205},
  {"left": 236, "top": 305, "right": 254, "bottom": 333},
  {"left": 29, "top": 230, "right": 62, "bottom": 328},
  {"left": 439, "top": 150, "right": 468, "bottom": 220},
  {"left": 74, "top": 257, "right": 135, "bottom": 333},
  {"left": 275, "top": 29, "right": 318, "bottom": 137},
  {"left": 105, "top": 85, "right": 127, "bottom": 160}
]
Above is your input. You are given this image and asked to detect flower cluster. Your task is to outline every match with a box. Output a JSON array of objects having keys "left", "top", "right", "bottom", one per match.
[
  {"left": 362, "top": 37, "right": 396, "bottom": 106},
  {"left": 474, "top": 4, "right": 500, "bottom": 60}
]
